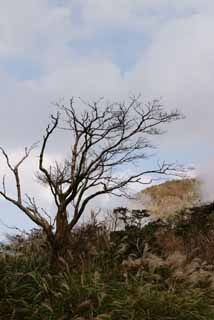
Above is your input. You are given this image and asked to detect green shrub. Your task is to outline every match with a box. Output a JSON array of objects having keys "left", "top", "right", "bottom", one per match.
[{"left": 0, "top": 251, "right": 214, "bottom": 320}]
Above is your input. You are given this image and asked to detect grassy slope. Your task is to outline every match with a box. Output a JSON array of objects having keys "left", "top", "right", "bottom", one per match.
[
  {"left": 138, "top": 178, "right": 201, "bottom": 218},
  {"left": 1, "top": 179, "right": 214, "bottom": 319},
  {"left": 1, "top": 243, "right": 214, "bottom": 320}
]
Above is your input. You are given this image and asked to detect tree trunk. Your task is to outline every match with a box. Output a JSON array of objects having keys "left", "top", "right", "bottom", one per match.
[
  {"left": 49, "top": 230, "right": 71, "bottom": 270},
  {"left": 47, "top": 211, "right": 71, "bottom": 270}
]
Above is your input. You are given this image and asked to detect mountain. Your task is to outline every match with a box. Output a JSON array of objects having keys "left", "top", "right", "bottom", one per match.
[{"left": 137, "top": 178, "right": 201, "bottom": 218}]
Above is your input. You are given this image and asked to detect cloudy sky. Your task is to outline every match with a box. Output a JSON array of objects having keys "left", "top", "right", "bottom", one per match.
[{"left": 0, "top": 0, "right": 214, "bottom": 237}]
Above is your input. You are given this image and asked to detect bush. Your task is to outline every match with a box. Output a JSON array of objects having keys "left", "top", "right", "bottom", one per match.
[
  {"left": 1, "top": 239, "right": 214, "bottom": 319},
  {"left": 1, "top": 203, "right": 214, "bottom": 319}
]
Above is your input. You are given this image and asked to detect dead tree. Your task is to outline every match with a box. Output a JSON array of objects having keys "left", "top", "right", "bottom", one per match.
[{"left": 0, "top": 96, "right": 183, "bottom": 264}]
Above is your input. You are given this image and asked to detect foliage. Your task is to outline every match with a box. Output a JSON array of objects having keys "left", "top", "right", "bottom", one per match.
[
  {"left": 1, "top": 202, "right": 214, "bottom": 319},
  {"left": 0, "top": 251, "right": 214, "bottom": 320},
  {"left": 156, "top": 202, "right": 214, "bottom": 262}
]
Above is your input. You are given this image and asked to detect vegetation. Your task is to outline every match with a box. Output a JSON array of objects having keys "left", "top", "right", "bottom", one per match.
[
  {"left": 139, "top": 178, "right": 201, "bottom": 218},
  {"left": 0, "top": 97, "right": 182, "bottom": 266},
  {"left": 0, "top": 98, "right": 212, "bottom": 319},
  {"left": 1, "top": 196, "right": 214, "bottom": 319}
]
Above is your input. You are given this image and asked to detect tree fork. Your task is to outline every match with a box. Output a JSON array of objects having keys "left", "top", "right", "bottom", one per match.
[{"left": 0, "top": 96, "right": 184, "bottom": 268}]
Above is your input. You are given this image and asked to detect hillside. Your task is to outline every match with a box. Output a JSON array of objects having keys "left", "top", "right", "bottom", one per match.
[
  {"left": 137, "top": 178, "right": 202, "bottom": 218},
  {"left": 1, "top": 201, "right": 214, "bottom": 319},
  {"left": 1, "top": 182, "right": 214, "bottom": 319}
]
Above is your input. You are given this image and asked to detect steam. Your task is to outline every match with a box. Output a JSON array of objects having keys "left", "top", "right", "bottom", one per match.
[{"left": 198, "top": 160, "right": 214, "bottom": 203}]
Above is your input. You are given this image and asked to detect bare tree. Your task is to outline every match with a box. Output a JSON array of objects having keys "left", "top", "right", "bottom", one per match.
[{"left": 0, "top": 96, "right": 183, "bottom": 264}]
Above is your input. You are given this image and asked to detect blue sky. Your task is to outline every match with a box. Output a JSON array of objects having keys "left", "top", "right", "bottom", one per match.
[{"left": 0, "top": 0, "right": 214, "bottom": 238}]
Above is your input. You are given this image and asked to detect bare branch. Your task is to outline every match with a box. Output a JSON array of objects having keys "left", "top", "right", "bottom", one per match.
[
  {"left": 0, "top": 145, "right": 51, "bottom": 233},
  {"left": 0, "top": 144, "right": 37, "bottom": 204},
  {"left": 0, "top": 95, "right": 184, "bottom": 257},
  {"left": 39, "top": 113, "right": 60, "bottom": 207}
]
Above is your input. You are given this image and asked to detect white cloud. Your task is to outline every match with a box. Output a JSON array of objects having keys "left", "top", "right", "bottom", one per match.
[
  {"left": 0, "top": 1, "right": 214, "bottom": 234},
  {"left": 125, "top": 12, "right": 214, "bottom": 149},
  {"left": 40, "top": 56, "right": 124, "bottom": 99},
  {"left": 0, "top": 0, "right": 73, "bottom": 57},
  {"left": 71, "top": 0, "right": 214, "bottom": 37},
  {"left": 0, "top": 1, "right": 213, "bottom": 154}
]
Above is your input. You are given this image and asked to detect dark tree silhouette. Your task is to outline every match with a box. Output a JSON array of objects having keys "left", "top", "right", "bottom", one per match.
[{"left": 0, "top": 96, "right": 183, "bottom": 265}]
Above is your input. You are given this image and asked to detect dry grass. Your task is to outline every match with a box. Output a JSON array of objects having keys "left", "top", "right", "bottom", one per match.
[
  {"left": 138, "top": 178, "right": 201, "bottom": 218},
  {"left": 1, "top": 201, "right": 214, "bottom": 319},
  {"left": 1, "top": 246, "right": 214, "bottom": 320}
]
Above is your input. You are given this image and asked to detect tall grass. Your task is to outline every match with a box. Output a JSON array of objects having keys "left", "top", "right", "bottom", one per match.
[
  {"left": 1, "top": 203, "right": 214, "bottom": 319},
  {"left": 1, "top": 251, "right": 214, "bottom": 320}
]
